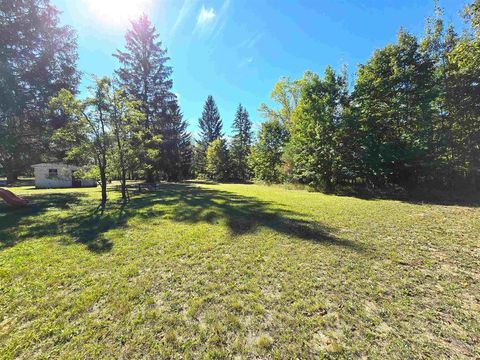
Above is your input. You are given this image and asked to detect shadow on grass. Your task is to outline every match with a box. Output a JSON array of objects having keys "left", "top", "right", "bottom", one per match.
[
  {"left": 0, "top": 192, "right": 120, "bottom": 253},
  {"left": 0, "top": 193, "right": 85, "bottom": 249},
  {"left": 334, "top": 184, "right": 480, "bottom": 207},
  {"left": 0, "top": 183, "right": 363, "bottom": 253},
  {"left": 129, "top": 184, "right": 362, "bottom": 251}
]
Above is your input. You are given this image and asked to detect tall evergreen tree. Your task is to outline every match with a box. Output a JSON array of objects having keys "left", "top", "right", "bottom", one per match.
[
  {"left": 159, "top": 101, "right": 192, "bottom": 181},
  {"left": 114, "top": 15, "right": 175, "bottom": 182},
  {"left": 195, "top": 95, "right": 223, "bottom": 176},
  {"left": 230, "top": 104, "right": 253, "bottom": 181},
  {"left": 198, "top": 95, "right": 223, "bottom": 145},
  {"left": 0, "top": 0, "right": 79, "bottom": 183}
]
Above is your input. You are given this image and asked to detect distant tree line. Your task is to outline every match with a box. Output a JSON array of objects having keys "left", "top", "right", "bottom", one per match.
[
  {"left": 247, "top": 2, "right": 480, "bottom": 192},
  {"left": 1, "top": 1, "right": 192, "bottom": 203},
  {"left": 192, "top": 96, "right": 253, "bottom": 182},
  {"left": 1, "top": 0, "right": 479, "bottom": 201}
]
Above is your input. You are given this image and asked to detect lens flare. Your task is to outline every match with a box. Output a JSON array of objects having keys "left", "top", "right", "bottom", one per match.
[{"left": 86, "top": 0, "right": 152, "bottom": 27}]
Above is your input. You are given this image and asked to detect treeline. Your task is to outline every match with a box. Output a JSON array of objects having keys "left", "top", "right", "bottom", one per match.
[
  {"left": 1, "top": 1, "right": 193, "bottom": 203},
  {"left": 191, "top": 96, "right": 253, "bottom": 182},
  {"left": 195, "top": 1, "right": 480, "bottom": 193},
  {"left": 1, "top": 0, "right": 479, "bottom": 201},
  {"left": 0, "top": 0, "right": 254, "bottom": 203},
  {"left": 49, "top": 15, "right": 193, "bottom": 203},
  {"left": 247, "top": 2, "right": 480, "bottom": 192}
]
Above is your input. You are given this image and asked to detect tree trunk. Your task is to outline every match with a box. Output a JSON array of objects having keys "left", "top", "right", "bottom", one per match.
[
  {"left": 100, "top": 167, "right": 107, "bottom": 204},
  {"left": 120, "top": 166, "right": 127, "bottom": 201},
  {"left": 6, "top": 169, "right": 18, "bottom": 185},
  {"left": 146, "top": 169, "right": 155, "bottom": 184}
]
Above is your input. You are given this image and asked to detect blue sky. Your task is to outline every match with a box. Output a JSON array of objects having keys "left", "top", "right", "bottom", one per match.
[{"left": 52, "top": 0, "right": 467, "bottom": 137}]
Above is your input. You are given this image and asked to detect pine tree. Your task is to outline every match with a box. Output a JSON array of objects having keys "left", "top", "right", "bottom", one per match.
[
  {"left": 198, "top": 95, "right": 223, "bottom": 145},
  {"left": 114, "top": 15, "right": 175, "bottom": 182},
  {"left": 0, "top": 0, "right": 79, "bottom": 183},
  {"left": 195, "top": 95, "right": 223, "bottom": 176},
  {"left": 159, "top": 101, "right": 192, "bottom": 181},
  {"left": 230, "top": 104, "right": 253, "bottom": 181}
]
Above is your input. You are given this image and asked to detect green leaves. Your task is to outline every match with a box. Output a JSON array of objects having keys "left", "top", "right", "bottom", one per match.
[
  {"left": 250, "top": 119, "right": 288, "bottom": 184},
  {"left": 205, "top": 139, "right": 229, "bottom": 182},
  {"left": 287, "top": 68, "right": 346, "bottom": 191},
  {"left": 0, "top": 0, "right": 79, "bottom": 180}
]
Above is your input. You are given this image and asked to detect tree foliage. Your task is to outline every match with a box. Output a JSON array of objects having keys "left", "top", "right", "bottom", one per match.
[
  {"left": 287, "top": 68, "right": 348, "bottom": 191},
  {"left": 0, "top": 0, "right": 79, "bottom": 182},
  {"left": 205, "top": 138, "right": 229, "bottom": 181},
  {"left": 249, "top": 119, "right": 288, "bottom": 183},
  {"left": 50, "top": 78, "right": 142, "bottom": 203},
  {"left": 354, "top": 29, "right": 436, "bottom": 187},
  {"left": 230, "top": 104, "right": 253, "bottom": 181},
  {"left": 158, "top": 101, "right": 192, "bottom": 181},
  {"left": 194, "top": 95, "right": 223, "bottom": 177},
  {"left": 115, "top": 15, "right": 189, "bottom": 182}
]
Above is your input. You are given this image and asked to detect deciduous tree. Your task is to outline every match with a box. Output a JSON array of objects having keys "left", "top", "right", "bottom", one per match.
[{"left": 0, "top": 0, "right": 79, "bottom": 183}]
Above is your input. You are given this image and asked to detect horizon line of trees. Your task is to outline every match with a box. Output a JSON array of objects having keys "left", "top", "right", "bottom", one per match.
[
  {"left": 247, "top": 1, "right": 480, "bottom": 192},
  {"left": 196, "top": 1, "right": 480, "bottom": 193},
  {"left": 1, "top": 0, "right": 479, "bottom": 204}
]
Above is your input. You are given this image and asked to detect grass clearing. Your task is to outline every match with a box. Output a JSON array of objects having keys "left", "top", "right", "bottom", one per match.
[{"left": 0, "top": 183, "right": 479, "bottom": 358}]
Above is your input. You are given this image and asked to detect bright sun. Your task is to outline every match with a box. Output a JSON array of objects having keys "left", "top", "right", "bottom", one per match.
[{"left": 86, "top": 0, "right": 152, "bottom": 26}]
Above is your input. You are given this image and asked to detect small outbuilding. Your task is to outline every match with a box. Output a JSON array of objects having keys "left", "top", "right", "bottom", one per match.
[{"left": 32, "top": 163, "right": 97, "bottom": 189}]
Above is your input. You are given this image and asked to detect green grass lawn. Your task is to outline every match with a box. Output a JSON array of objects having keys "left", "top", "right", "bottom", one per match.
[{"left": 0, "top": 183, "right": 479, "bottom": 359}]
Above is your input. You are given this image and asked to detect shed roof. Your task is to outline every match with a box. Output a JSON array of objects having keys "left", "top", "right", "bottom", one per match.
[{"left": 31, "top": 163, "right": 81, "bottom": 169}]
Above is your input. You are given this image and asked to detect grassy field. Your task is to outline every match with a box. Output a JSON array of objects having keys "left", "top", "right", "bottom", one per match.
[{"left": 0, "top": 183, "right": 479, "bottom": 359}]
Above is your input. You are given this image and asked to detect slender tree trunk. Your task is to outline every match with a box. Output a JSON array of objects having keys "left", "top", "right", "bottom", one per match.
[
  {"left": 99, "top": 165, "right": 107, "bottom": 205},
  {"left": 146, "top": 169, "right": 155, "bottom": 184},
  {"left": 115, "top": 132, "right": 128, "bottom": 201},
  {"left": 121, "top": 166, "right": 127, "bottom": 200},
  {"left": 6, "top": 168, "right": 18, "bottom": 185},
  {"left": 7, "top": 172, "right": 18, "bottom": 184}
]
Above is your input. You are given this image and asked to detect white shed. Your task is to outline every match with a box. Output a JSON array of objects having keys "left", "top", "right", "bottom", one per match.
[{"left": 32, "top": 163, "right": 97, "bottom": 189}]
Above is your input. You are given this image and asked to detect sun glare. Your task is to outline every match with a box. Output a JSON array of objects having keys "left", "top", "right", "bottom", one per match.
[{"left": 86, "top": 0, "right": 152, "bottom": 27}]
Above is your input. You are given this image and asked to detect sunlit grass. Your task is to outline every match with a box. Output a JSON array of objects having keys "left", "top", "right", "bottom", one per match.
[{"left": 0, "top": 183, "right": 479, "bottom": 358}]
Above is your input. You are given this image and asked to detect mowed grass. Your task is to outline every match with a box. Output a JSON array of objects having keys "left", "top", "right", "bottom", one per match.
[{"left": 0, "top": 183, "right": 479, "bottom": 359}]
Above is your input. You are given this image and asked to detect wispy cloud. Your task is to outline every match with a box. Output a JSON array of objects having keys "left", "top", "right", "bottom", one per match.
[
  {"left": 196, "top": 5, "right": 216, "bottom": 29},
  {"left": 210, "top": 0, "right": 230, "bottom": 41},
  {"left": 238, "top": 32, "right": 264, "bottom": 49},
  {"left": 194, "top": 0, "right": 231, "bottom": 39},
  {"left": 171, "top": 0, "right": 198, "bottom": 37}
]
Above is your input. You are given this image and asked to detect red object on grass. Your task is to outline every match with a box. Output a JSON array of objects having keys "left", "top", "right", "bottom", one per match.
[{"left": 0, "top": 188, "right": 29, "bottom": 207}]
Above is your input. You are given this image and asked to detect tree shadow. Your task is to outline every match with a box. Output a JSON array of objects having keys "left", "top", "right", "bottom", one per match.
[
  {"left": 0, "top": 192, "right": 119, "bottom": 253},
  {"left": 1, "top": 184, "right": 363, "bottom": 253},
  {"left": 0, "top": 193, "right": 85, "bottom": 249},
  {"left": 335, "top": 185, "right": 480, "bottom": 207},
  {"left": 129, "top": 184, "right": 363, "bottom": 251}
]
